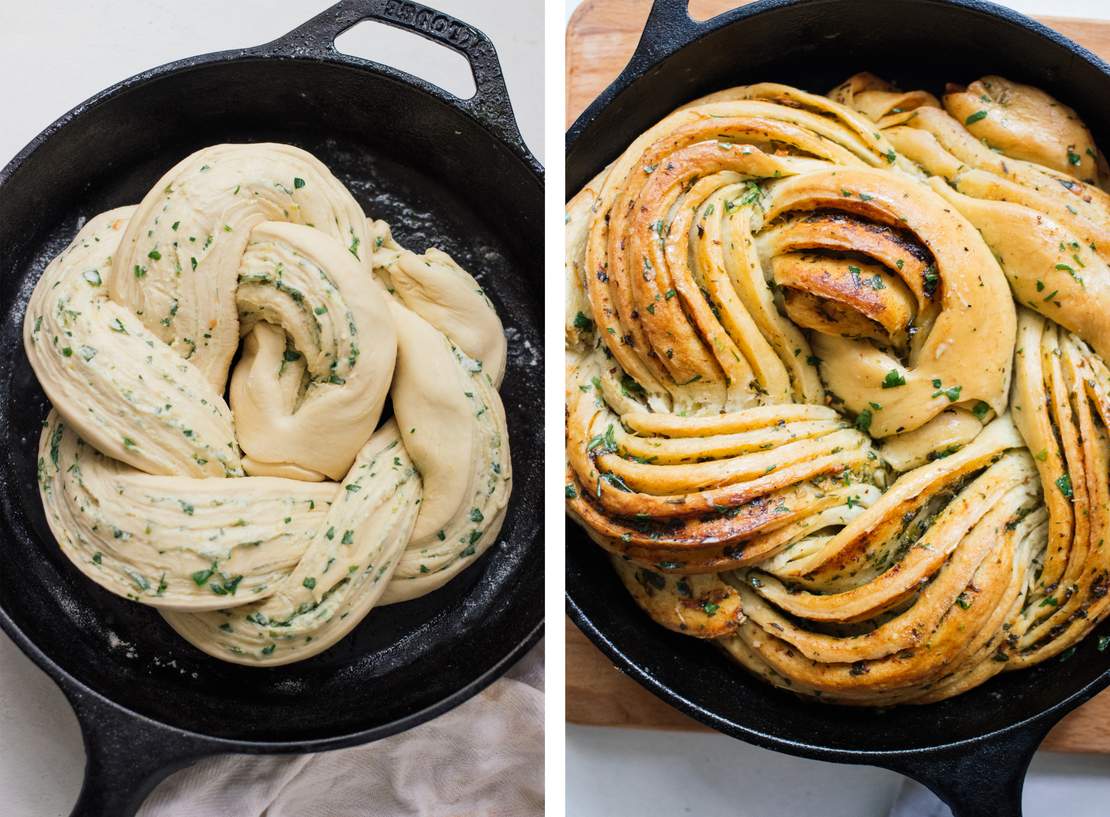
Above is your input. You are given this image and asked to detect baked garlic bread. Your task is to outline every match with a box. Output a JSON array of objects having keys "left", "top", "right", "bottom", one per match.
[{"left": 566, "top": 75, "right": 1110, "bottom": 704}]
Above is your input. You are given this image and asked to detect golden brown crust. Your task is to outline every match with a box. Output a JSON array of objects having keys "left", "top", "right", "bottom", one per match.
[
  {"left": 566, "top": 74, "right": 1110, "bottom": 705},
  {"left": 612, "top": 556, "right": 745, "bottom": 638}
]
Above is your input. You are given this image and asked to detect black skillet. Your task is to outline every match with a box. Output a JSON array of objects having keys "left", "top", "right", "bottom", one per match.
[
  {"left": 565, "top": 1, "right": 1110, "bottom": 815},
  {"left": 0, "top": 1, "right": 543, "bottom": 815}
]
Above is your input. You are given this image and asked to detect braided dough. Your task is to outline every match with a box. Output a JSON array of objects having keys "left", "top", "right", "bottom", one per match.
[
  {"left": 566, "top": 75, "right": 1110, "bottom": 704},
  {"left": 25, "top": 143, "right": 512, "bottom": 666}
]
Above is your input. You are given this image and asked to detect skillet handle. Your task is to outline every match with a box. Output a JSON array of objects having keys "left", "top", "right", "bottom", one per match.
[
  {"left": 63, "top": 684, "right": 216, "bottom": 817},
  {"left": 880, "top": 721, "right": 1051, "bottom": 817},
  {"left": 627, "top": 0, "right": 703, "bottom": 67},
  {"left": 262, "top": 0, "right": 526, "bottom": 151}
]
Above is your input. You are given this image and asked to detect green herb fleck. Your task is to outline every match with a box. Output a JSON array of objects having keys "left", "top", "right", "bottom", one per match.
[
  {"left": 1056, "top": 473, "right": 1073, "bottom": 500},
  {"left": 881, "top": 370, "right": 906, "bottom": 389},
  {"left": 855, "top": 408, "right": 872, "bottom": 433}
]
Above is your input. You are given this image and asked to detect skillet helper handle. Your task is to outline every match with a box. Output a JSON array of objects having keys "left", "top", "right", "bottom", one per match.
[
  {"left": 627, "top": 0, "right": 703, "bottom": 67},
  {"left": 882, "top": 722, "right": 1051, "bottom": 817},
  {"left": 264, "top": 0, "right": 526, "bottom": 150},
  {"left": 64, "top": 686, "right": 215, "bottom": 817}
]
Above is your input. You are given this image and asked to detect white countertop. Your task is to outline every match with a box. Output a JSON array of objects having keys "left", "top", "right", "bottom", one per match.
[
  {"left": 564, "top": 1, "right": 1110, "bottom": 815},
  {"left": 0, "top": 2, "right": 541, "bottom": 815}
]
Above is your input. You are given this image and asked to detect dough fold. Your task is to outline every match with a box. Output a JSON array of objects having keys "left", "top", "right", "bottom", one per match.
[{"left": 24, "top": 144, "right": 515, "bottom": 665}]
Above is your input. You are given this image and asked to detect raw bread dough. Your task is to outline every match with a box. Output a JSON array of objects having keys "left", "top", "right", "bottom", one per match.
[{"left": 25, "top": 143, "right": 514, "bottom": 665}]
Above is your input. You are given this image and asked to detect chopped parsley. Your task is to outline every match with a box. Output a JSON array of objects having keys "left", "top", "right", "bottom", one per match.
[
  {"left": 932, "top": 382, "right": 962, "bottom": 402},
  {"left": 923, "top": 264, "right": 940, "bottom": 297},
  {"left": 1055, "top": 473, "right": 1073, "bottom": 500},
  {"left": 881, "top": 370, "right": 906, "bottom": 389},
  {"left": 573, "top": 311, "right": 595, "bottom": 332},
  {"left": 192, "top": 566, "right": 215, "bottom": 586},
  {"left": 855, "top": 408, "right": 873, "bottom": 433}
]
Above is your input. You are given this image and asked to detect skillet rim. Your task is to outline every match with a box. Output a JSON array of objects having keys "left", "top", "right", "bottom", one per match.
[
  {"left": 0, "top": 37, "right": 544, "bottom": 750},
  {"left": 563, "top": 0, "right": 1110, "bottom": 762},
  {"left": 566, "top": 0, "right": 1110, "bottom": 166}
]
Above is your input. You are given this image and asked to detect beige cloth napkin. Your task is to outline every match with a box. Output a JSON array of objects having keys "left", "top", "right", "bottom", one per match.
[
  {"left": 137, "top": 642, "right": 544, "bottom": 817},
  {"left": 888, "top": 779, "right": 952, "bottom": 817}
]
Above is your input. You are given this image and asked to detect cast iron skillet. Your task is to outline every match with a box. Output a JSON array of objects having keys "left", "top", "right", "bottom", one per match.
[
  {"left": 565, "top": 1, "right": 1110, "bottom": 815},
  {"left": 0, "top": 1, "right": 543, "bottom": 815}
]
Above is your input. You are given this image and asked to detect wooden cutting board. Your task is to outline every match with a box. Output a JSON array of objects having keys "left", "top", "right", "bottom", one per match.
[{"left": 565, "top": 0, "right": 1110, "bottom": 753}]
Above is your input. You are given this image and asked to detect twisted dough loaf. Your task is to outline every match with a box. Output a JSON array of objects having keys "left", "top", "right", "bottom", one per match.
[
  {"left": 25, "top": 143, "right": 512, "bottom": 666},
  {"left": 565, "top": 75, "right": 1110, "bottom": 704}
]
